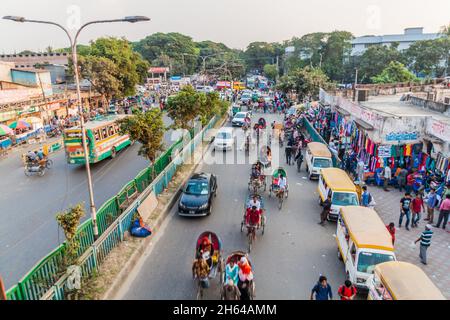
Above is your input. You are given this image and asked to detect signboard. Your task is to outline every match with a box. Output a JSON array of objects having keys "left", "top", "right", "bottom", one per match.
[
  {"left": 148, "top": 67, "right": 169, "bottom": 74},
  {"left": 216, "top": 81, "right": 231, "bottom": 88},
  {"left": 385, "top": 131, "right": 419, "bottom": 142},
  {"left": 170, "top": 76, "right": 182, "bottom": 81},
  {"left": 378, "top": 145, "right": 392, "bottom": 158},
  {"left": 427, "top": 119, "right": 450, "bottom": 142}
]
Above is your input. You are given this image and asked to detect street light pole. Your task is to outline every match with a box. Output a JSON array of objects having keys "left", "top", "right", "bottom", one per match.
[{"left": 4, "top": 15, "right": 150, "bottom": 240}]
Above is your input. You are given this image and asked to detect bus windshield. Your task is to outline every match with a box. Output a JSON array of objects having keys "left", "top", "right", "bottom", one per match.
[
  {"left": 332, "top": 192, "right": 359, "bottom": 206},
  {"left": 357, "top": 252, "right": 395, "bottom": 273}
]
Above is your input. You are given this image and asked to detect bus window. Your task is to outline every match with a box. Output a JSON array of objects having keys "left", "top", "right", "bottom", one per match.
[
  {"left": 114, "top": 124, "right": 120, "bottom": 134},
  {"left": 108, "top": 125, "right": 115, "bottom": 136},
  {"left": 94, "top": 130, "right": 100, "bottom": 141},
  {"left": 101, "top": 127, "right": 108, "bottom": 139}
]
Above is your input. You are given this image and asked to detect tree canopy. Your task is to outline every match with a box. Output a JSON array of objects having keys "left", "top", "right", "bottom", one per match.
[{"left": 371, "top": 61, "right": 418, "bottom": 84}]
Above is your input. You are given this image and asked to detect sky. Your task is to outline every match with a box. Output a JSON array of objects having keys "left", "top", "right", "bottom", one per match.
[{"left": 1, "top": 0, "right": 449, "bottom": 53}]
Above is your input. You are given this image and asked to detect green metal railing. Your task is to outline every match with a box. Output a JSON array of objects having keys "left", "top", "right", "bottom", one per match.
[
  {"left": 303, "top": 117, "right": 341, "bottom": 167},
  {"left": 6, "top": 115, "right": 219, "bottom": 300}
]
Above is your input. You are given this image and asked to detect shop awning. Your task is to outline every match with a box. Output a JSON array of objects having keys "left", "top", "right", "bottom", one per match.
[
  {"left": 334, "top": 105, "right": 350, "bottom": 116},
  {"left": 355, "top": 119, "right": 374, "bottom": 131}
]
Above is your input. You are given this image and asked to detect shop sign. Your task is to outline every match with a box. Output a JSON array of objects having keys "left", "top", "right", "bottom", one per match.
[
  {"left": 385, "top": 131, "right": 419, "bottom": 142},
  {"left": 0, "top": 111, "right": 17, "bottom": 122},
  {"left": 427, "top": 119, "right": 450, "bottom": 142},
  {"left": 378, "top": 145, "right": 391, "bottom": 157}
]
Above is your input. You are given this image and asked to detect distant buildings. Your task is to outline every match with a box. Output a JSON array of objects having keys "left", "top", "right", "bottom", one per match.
[{"left": 351, "top": 27, "right": 442, "bottom": 56}]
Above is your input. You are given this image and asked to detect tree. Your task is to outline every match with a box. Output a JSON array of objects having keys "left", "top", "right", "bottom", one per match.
[
  {"left": 89, "top": 37, "right": 146, "bottom": 97},
  {"left": 277, "top": 67, "right": 333, "bottom": 100},
  {"left": 166, "top": 85, "right": 203, "bottom": 130},
  {"left": 439, "top": 24, "right": 450, "bottom": 77},
  {"left": 118, "top": 109, "right": 165, "bottom": 164},
  {"left": 357, "top": 43, "right": 405, "bottom": 83},
  {"left": 405, "top": 40, "right": 445, "bottom": 77},
  {"left": 263, "top": 64, "right": 278, "bottom": 81},
  {"left": 78, "top": 55, "right": 121, "bottom": 101},
  {"left": 56, "top": 204, "right": 85, "bottom": 266},
  {"left": 321, "top": 31, "right": 354, "bottom": 82},
  {"left": 133, "top": 32, "right": 198, "bottom": 74},
  {"left": 243, "top": 42, "right": 277, "bottom": 72},
  {"left": 371, "top": 61, "right": 418, "bottom": 84}
]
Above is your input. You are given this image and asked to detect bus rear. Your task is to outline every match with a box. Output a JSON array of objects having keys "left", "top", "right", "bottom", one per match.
[{"left": 63, "top": 129, "right": 87, "bottom": 164}]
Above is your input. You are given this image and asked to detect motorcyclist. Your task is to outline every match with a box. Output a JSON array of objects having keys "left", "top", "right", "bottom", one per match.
[{"left": 26, "top": 150, "right": 38, "bottom": 165}]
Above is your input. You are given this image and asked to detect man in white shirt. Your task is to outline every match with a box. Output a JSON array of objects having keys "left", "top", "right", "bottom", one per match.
[
  {"left": 277, "top": 174, "right": 287, "bottom": 192},
  {"left": 383, "top": 165, "right": 392, "bottom": 192},
  {"left": 247, "top": 195, "right": 261, "bottom": 210}
]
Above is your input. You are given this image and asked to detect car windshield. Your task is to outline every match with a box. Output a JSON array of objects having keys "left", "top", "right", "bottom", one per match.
[
  {"left": 332, "top": 192, "right": 359, "bottom": 206},
  {"left": 313, "top": 158, "right": 332, "bottom": 168},
  {"left": 185, "top": 180, "right": 209, "bottom": 195},
  {"left": 235, "top": 113, "right": 245, "bottom": 118},
  {"left": 357, "top": 252, "right": 395, "bottom": 273},
  {"left": 217, "top": 132, "right": 232, "bottom": 139}
]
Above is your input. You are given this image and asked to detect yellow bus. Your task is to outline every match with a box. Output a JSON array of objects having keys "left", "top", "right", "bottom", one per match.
[
  {"left": 367, "top": 261, "right": 445, "bottom": 300},
  {"left": 63, "top": 115, "right": 131, "bottom": 165}
]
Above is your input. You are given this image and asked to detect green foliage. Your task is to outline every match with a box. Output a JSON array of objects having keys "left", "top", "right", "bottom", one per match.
[
  {"left": 56, "top": 204, "right": 85, "bottom": 266},
  {"left": 371, "top": 61, "right": 418, "bottom": 84},
  {"left": 243, "top": 42, "right": 278, "bottom": 72},
  {"left": 321, "top": 31, "right": 354, "bottom": 81},
  {"left": 357, "top": 44, "right": 406, "bottom": 83},
  {"left": 263, "top": 64, "right": 278, "bottom": 80},
  {"left": 405, "top": 40, "right": 446, "bottom": 77},
  {"left": 118, "top": 109, "right": 165, "bottom": 163},
  {"left": 78, "top": 55, "right": 121, "bottom": 100},
  {"left": 277, "top": 67, "right": 333, "bottom": 99}
]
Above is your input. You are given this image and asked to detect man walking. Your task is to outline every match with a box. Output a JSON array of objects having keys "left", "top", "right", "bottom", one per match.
[
  {"left": 397, "top": 166, "right": 408, "bottom": 192},
  {"left": 295, "top": 148, "right": 303, "bottom": 173},
  {"left": 383, "top": 165, "right": 392, "bottom": 191},
  {"left": 399, "top": 192, "right": 412, "bottom": 231},
  {"left": 411, "top": 194, "right": 425, "bottom": 228},
  {"left": 356, "top": 159, "right": 365, "bottom": 183},
  {"left": 310, "top": 276, "right": 333, "bottom": 300},
  {"left": 361, "top": 186, "right": 372, "bottom": 207},
  {"left": 434, "top": 194, "right": 450, "bottom": 230},
  {"left": 424, "top": 188, "right": 437, "bottom": 224},
  {"left": 414, "top": 224, "right": 433, "bottom": 265},
  {"left": 285, "top": 143, "right": 293, "bottom": 165}
]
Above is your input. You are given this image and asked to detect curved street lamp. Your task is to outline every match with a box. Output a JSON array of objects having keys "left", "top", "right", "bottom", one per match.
[{"left": 3, "top": 15, "right": 150, "bottom": 239}]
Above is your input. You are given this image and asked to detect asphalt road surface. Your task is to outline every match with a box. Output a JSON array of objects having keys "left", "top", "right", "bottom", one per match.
[
  {"left": 0, "top": 115, "right": 175, "bottom": 288},
  {"left": 118, "top": 112, "right": 348, "bottom": 300}
]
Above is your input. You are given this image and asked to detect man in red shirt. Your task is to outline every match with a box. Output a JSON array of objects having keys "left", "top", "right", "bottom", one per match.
[
  {"left": 338, "top": 280, "right": 357, "bottom": 300},
  {"left": 386, "top": 222, "right": 396, "bottom": 245},
  {"left": 411, "top": 194, "right": 425, "bottom": 228},
  {"left": 246, "top": 206, "right": 262, "bottom": 227}
]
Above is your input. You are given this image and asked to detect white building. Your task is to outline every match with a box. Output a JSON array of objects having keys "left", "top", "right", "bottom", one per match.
[{"left": 351, "top": 27, "right": 442, "bottom": 56}]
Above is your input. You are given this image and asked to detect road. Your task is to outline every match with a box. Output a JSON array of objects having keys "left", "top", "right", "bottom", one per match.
[
  {"left": 0, "top": 114, "right": 175, "bottom": 288},
  {"left": 117, "top": 112, "right": 348, "bottom": 300}
]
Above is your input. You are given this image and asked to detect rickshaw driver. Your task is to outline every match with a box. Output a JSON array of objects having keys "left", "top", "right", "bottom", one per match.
[
  {"left": 276, "top": 173, "right": 287, "bottom": 197},
  {"left": 245, "top": 206, "right": 262, "bottom": 228}
]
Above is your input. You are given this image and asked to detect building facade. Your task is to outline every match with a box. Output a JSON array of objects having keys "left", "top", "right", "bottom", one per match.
[{"left": 351, "top": 28, "right": 442, "bottom": 56}]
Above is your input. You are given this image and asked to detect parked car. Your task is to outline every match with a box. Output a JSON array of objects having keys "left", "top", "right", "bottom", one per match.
[
  {"left": 232, "top": 111, "right": 250, "bottom": 127},
  {"left": 178, "top": 173, "right": 217, "bottom": 216},
  {"left": 213, "top": 127, "right": 234, "bottom": 151}
]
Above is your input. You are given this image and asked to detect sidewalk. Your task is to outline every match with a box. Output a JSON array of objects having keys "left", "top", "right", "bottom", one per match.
[
  {"left": 0, "top": 135, "right": 63, "bottom": 162},
  {"left": 369, "top": 185, "right": 450, "bottom": 299}
]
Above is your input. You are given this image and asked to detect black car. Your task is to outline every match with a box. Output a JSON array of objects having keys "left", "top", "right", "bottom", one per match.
[{"left": 178, "top": 173, "right": 217, "bottom": 216}]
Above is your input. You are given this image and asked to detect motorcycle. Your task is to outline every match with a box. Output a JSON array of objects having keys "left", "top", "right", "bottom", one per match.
[{"left": 24, "top": 158, "right": 53, "bottom": 177}]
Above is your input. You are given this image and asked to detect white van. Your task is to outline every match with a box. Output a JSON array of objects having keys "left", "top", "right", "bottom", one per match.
[
  {"left": 213, "top": 127, "right": 234, "bottom": 151},
  {"left": 336, "top": 206, "right": 396, "bottom": 290},
  {"left": 305, "top": 142, "right": 332, "bottom": 179}
]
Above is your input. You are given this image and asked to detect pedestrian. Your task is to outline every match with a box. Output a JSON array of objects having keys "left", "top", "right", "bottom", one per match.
[
  {"left": 295, "top": 148, "right": 303, "bottom": 173},
  {"left": 386, "top": 223, "right": 396, "bottom": 245},
  {"left": 411, "top": 193, "right": 425, "bottom": 228},
  {"left": 310, "top": 276, "right": 333, "bottom": 300},
  {"left": 434, "top": 194, "right": 450, "bottom": 230},
  {"left": 338, "top": 280, "right": 357, "bottom": 300},
  {"left": 285, "top": 143, "right": 292, "bottom": 165},
  {"left": 361, "top": 186, "right": 372, "bottom": 207},
  {"left": 319, "top": 195, "right": 332, "bottom": 226},
  {"left": 383, "top": 165, "right": 392, "bottom": 191},
  {"left": 424, "top": 188, "right": 438, "bottom": 224},
  {"left": 414, "top": 224, "right": 433, "bottom": 265},
  {"left": 399, "top": 192, "right": 412, "bottom": 230},
  {"left": 397, "top": 166, "right": 408, "bottom": 192}
]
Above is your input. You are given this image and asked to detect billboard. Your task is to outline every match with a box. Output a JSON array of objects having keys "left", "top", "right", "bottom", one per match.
[{"left": 148, "top": 67, "right": 169, "bottom": 74}]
